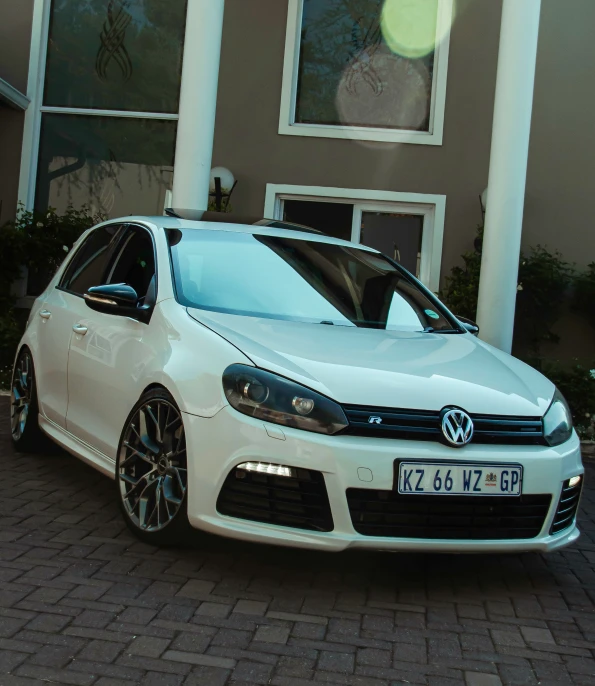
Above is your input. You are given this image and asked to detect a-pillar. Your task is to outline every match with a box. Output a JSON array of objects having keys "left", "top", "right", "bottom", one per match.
[
  {"left": 476, "top": 0, "right": 542, "bottom": 353},
  {"left": 172, "top": 0, "right": 225, "bottom": 210}
]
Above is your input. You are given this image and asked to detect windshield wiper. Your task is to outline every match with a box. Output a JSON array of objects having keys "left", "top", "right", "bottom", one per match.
[{"left": 422, "top": 327, "right": 463, "bottom": 334}]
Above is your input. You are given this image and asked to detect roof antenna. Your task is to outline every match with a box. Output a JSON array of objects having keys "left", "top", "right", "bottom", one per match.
[{"left": 164, "top": 208, "right": 182, "bottom": 218}]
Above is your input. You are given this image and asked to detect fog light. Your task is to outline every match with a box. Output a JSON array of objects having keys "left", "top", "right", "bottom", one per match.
[
  {"left": 236, "top": 462, "right": 295, "bottom": 478},
  {"left": 292, "top": 396, "right": 315, "bottom": 416},
  {"left": 569, "top": 475, "right": 582, "bottom": 488}
]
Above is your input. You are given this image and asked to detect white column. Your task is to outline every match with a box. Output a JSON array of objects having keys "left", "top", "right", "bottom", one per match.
[
  {"left": 476, "top": 0, "right": 541, "bottom": 353},
  {"left": 172, "top": 0, "right": 225, "bottom": 210}
]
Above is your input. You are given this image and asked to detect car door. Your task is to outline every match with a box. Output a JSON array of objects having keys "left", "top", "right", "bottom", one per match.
[
  {"left": 34, "top": 223, "right": 125, "bottom": 428},
  {"left": 66, "top": 224, "right": 158, "bottom": 460}
]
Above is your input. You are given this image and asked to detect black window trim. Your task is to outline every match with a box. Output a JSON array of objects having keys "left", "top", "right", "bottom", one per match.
[{"left": 56, "top": 222, "right": 129, "bottom": 299}]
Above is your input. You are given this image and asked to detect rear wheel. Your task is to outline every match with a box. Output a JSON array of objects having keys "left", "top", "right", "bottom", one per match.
[
  {"left": 116, "top": 388, "right": 191, "bottom": 545},
  {"left": 11, "top": 348, "right": 48, "bottom": 453}
]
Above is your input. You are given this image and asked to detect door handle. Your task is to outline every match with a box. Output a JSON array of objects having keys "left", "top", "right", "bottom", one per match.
[
  {"left": 72, "top": 324, "right": 88, "bottom": 335},
  {"left": 39, "top": 310, "right": 51, "bottom": 319}
]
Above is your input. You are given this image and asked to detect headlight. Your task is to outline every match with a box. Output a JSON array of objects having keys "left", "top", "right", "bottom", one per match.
[
  {"left": 222, "top": 364, "right": 348, "bottom": 435},
  {"left": 543, "top": 389, "right": 573, "bottom": 446}
]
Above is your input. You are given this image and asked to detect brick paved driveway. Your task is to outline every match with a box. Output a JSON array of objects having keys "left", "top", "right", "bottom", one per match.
[{"left": 1, "top": 397, "right": 594, "bottom": 686}]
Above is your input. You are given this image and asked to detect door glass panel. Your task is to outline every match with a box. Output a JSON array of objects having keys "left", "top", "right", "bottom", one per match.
[
  {"left": 108, "top": 228, "right": 156, "bottom": 298},
  {"left": 296, "top": 0, "right": 437, "bottom": 130},
  {"left": 60, "top": 224, "right": 123, "bottom": 295},
  {"left": 44, "top": 0, "right": 187, "bottom": 113},
  {"left": 360, "top": 211, "right": 424, "bottom": 276},
  {"left": 282, "top": 199, "right": 353, "bottom": 241},
  {"left": 35, "top": 113, "right": 176, "bottom": 217}
]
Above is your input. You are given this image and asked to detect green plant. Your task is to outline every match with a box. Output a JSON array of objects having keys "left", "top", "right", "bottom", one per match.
[
  {"left": 441, "top": 227, "right": 575, "bottom": 355},
  {"left": 573, "top": 262, "right": 595, "bottom": 329},
  {"left": 533, "top": 359, "right": 595, "bottom": 441},
  {"left": 0, "top": 204, "right": 104, "bottom": 389}
]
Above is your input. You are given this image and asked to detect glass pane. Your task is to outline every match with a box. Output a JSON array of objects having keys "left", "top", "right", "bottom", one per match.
[
  {"left": 360, "top": 211, "right": 424, "bottom": 276},
  {"left": 108, "top": 228, "right": 156, "bottom": 298},
  {"left": 283, "top": 199, "right": 353, "bottom": 241},
  {"left": 44, "top": 0, "right": 187, "bottom": 113},
  {"left": 60, "top": 224, "right": 123, "bottom": 294},
  {"left": 296, "top": 0, "right": 436, "bottom": 130},
  {"left": 35, "top": 113, "right": 176, "bottom": 218}
]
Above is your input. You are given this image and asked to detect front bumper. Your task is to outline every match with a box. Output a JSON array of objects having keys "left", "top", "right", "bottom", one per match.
[{"left": 183, "top": 406, "right": 583, "bottom": 553}]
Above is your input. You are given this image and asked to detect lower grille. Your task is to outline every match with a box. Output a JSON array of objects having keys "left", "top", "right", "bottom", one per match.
[
  {"left": 217, "top": 466, "right": 334, "bottom": 532},
  {"left": 346, "top": 489, "right": 552, "bottom": 539},
  {"left": 550, "top": 479, "right": 582, "bottom": 535}
]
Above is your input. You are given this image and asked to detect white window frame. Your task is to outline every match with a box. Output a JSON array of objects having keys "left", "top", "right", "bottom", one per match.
[
  {"left": 264, "top": 184, "right": 446, "bottom": 293},
  {"left": 17, "top": 0, "right": 180, "bottom": 212},
  {"left": 279, "top": 0, "right": 453, "bottom": 146}
]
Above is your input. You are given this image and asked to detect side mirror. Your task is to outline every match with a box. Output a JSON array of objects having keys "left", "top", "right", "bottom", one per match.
[
  {"left": 457, "top": 316, "right": 480, "bottom": 336},
  {"left": 84, "top": 283, "right": 149, "bottom": 322}
]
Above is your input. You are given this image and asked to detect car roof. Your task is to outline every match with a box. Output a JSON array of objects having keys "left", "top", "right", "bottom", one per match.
[{"left": 108, "top": 210, "right": 377, "bottom": 251}]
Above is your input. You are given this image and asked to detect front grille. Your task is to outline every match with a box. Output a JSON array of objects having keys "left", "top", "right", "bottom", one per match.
[
  {"left": 343, "top": 405, "right": 545, "bottom": 445},
  {"left": 550, "top": 478, "right": 582, "bottom": 535},
  {"left": 217, "top": 466, "right": 334, "bottom": 532},
  {"left": 346, "top": 488, "right": 552, "bottom": 539}
]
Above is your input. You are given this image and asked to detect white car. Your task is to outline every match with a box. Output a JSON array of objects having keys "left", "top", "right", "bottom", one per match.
[{"left": 11, "top": 211, "right": 583, "bottom": 553}]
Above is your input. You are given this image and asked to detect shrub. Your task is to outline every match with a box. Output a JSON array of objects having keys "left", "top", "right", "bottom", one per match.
[
  {"left": 573, "top": 262, "right": 595, "bottom": 329},
  {"left": 0, "top": 205, "right": 103, "bottom": 389}
]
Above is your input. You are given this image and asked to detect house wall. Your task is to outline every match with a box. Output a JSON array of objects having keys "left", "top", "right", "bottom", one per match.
[
  {"left": 212, "top": 0, "right": 502, "bottom": 281},
  {"left": 0, "top": 0, "right": 34, "bottom": 225}
]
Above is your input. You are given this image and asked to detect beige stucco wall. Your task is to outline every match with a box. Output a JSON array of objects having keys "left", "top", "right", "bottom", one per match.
[
  {"left": 213, "top": 0, "right": 501, "bottom": 281},
  {"left": 0, "top": 0, "right": 33, "bottom": 224}
]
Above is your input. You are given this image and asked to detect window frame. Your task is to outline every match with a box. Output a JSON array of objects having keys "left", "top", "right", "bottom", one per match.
[
  {"left": 278, "top": 0, "right": 453, "bottom": 146},
  {"left": 264, "top": 184, "right": 446, "bottom": 293},
  {"left": 57, "top": 223, "right": 128, "bottom": 297}
]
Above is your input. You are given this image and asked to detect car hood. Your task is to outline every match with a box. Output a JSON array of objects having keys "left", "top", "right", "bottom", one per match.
[{"left": 187, "top": 309, "right": 554, "bottom": 416}]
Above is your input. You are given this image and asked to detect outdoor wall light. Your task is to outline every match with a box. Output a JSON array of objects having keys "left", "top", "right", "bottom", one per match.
[{"left": 209, "top": 166, "right": 237, "bottom": 212}]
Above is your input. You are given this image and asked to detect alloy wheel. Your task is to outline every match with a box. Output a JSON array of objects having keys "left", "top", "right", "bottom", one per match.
[
  {"left": 11, "top": 351, "right": 33, "bottom": 441},
  {"left": 118, "top": 399, "right": 187, "bottom": 532}
]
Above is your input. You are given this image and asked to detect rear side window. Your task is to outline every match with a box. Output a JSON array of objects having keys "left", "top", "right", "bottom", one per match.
[{"left": 60, "top": 225, "right": 123, "bottom": 295}]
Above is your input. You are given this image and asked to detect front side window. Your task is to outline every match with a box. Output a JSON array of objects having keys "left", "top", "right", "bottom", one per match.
[
  {"left": 60, "top": 224, "right": 123, "bottom": 295},
  {"left": 107, "top": 227, "right": 156, "bottom": 299},
  {"left": 169, "top": 229, "right": 459, "bottom": 333},
  {"left": 281, "top": 0, "right": 452, "bottom": 143}
]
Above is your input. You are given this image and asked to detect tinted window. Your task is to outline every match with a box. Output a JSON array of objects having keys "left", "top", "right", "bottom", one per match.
[
  {"left": 60, "top": 225, "right": 123, "bottom": 295},
  {"left": 169, "top": 230, "right": 459, "bottom": 333},
  {"left": 108, "top": 227, "right": 156, "bottom": 299}
]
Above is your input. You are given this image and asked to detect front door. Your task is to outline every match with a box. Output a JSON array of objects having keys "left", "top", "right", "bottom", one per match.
[
  {"left": 66, "top": 224, "right": 157, "bottom": 459},
  {"left": 34, "top": 223, "right": 124, "bottom": 428}
]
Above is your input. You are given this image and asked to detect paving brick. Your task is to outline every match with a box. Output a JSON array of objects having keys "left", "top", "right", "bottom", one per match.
[
  {"left": 77, "top": 638, "right": 124, "bottom": 662},
  {"left": 170, "top": 631, "right": 210, "bottom": 653},
  {"left": 195, "top": 601, "right": 232, "bottom": 618},
  {"left": 276, "top": 655, "right": 316, "bottom": 678},
  {"left": 255, "top": 625, "right": 291, "bottom": 644},
  {"left": 162, "top": 650, "right": 236, "bottom": 669},
  {"left": 233, "top": 599, "right": 269, "bottom": 615},
  {"left": 465, "top": 673, "right": 503, "bottom": 686},
  {"left": 318, "top": 650, "right": 355, "bottom": 674},
  {"left": 184, "top": 665, "right": 232, "bottom": 686},
  {"left": 28, "top": 642, "right": 78, "bottom": 668},
  {"left": 519, "top": 626, "right": 555, "bottom": 644},
  {"left": 117, "top": 606, "right": 157, "bottom": 625},
  {"left": 0, "top": 649, "right": 28, "bottom": 672}
]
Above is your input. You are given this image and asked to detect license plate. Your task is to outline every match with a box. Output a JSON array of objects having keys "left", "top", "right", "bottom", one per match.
[{"left": 397, "top": 462, "right": 523, "bottom": 496}]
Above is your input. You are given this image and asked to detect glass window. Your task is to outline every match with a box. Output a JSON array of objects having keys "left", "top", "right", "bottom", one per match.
[
  {"left": 44, "top": 0, "right": 187, "bottom": 113},
  {"left": 60, "top": 224, "right": 123, "bottom": 295},
  {"left": 295, "top": 0, "right": 437, "bottom": 131},
  {"left": 169, "top": 229, "right": 458, "bottom": 332},
  {"left": 35, "top": 113, "right": 176, "bottom": 218},
  {"left": 283, "top": 199, "right": 353, "bottom": 242},
  {"left": 107, "top": 227, "right": 156, "bottom": 298}
]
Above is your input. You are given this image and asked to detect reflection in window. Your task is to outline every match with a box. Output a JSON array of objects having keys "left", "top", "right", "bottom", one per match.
[
  {"left": 44, "top": 0, "right": 187, "bottom": 113},
  {"left": 296, "top": 0, "right": 437, "bottom": 131},
  {"left": 35, "top": 114, "right": 176, "bottom": 218}
]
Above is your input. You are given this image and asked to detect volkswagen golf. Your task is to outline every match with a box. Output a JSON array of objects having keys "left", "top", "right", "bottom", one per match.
[{"left": 10, "top": 210, "right": 583, "bottom": 552}]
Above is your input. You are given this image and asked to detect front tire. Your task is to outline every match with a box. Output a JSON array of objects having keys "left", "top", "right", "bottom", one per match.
[
  {"left": 116, "top": 388, "right": 191, "bottom": 545},
  {"left": 11, "top": 348, "right": 48, "bottom": 453}
]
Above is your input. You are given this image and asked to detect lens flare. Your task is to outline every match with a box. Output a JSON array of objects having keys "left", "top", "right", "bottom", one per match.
[{"left": 381, "top": 0, "right": 443, "bottom": 59}]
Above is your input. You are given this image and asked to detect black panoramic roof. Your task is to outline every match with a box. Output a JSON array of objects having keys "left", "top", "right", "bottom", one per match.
[{"left": 164, "top": 208, "right": 324, "bottom": 235}]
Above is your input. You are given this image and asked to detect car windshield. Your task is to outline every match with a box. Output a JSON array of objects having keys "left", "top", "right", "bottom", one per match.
[{"left": 168, "top": 229, "right": 460, "bottom": 332}]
